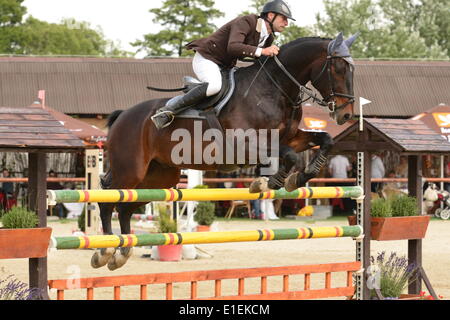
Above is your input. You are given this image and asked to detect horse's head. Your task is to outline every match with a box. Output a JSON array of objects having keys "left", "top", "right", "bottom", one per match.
[{"left": 311, "top": 32, "right": 359, "bottom": 125}]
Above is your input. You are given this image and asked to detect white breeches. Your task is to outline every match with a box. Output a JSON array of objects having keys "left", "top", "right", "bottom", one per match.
[{"left": 192, "top": 52, "right": 222, "bottom": 97}]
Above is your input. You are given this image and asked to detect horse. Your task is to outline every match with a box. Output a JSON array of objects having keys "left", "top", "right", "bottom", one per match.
[{"left": 92, "top": 32, "right": 359, "bottom": 270}]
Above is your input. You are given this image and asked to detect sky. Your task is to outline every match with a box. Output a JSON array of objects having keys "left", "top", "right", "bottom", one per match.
[{"left": 22, "top": 0, "right": 325, "bottom": 56}]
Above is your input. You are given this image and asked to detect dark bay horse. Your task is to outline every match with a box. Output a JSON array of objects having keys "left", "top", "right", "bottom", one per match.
[{"left": 92, "top": 32, "right": 359, "bottom": 270}]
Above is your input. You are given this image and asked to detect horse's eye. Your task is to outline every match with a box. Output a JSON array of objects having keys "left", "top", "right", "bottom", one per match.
[{"left": 334, "top": 61, "right": 347, "bottom": 74}]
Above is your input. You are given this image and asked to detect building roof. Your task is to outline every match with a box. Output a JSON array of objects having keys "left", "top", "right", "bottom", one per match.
[
  {"left": 0, "top": 57, "right": 449, "bottom": 117},
  {"left": 411, "top": 104, "right": 450, "bottom": 143},
  {"left": 0, "top": 105, "right": 85, "bottom": 152},
  {"left": 43, "top": 104, "right": 107, "bottom": 145},
  {"left": 333, "top": 118, "right": 450, "bottom": 154}
]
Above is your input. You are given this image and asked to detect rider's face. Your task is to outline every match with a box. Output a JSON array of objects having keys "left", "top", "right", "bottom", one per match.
[{"left": 267, "top": 13, "right": 289, "bottom": 33}]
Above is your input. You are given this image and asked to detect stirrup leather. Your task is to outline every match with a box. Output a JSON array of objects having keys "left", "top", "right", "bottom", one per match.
[{"left": 151, "top": 110, "right": 175, "bottom": 129}]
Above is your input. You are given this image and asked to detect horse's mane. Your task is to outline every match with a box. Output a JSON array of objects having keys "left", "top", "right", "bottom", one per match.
[
  {"left": 280, "top": 37, "right": 332, "bottom": 50},
  {"left": 238, "top": 37, "right": 333, "bottom": 73}
]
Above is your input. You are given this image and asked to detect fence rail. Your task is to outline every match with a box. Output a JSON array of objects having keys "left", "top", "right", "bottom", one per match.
[{"left": 48, "top": 262, "right": 361, "bottom": 300}]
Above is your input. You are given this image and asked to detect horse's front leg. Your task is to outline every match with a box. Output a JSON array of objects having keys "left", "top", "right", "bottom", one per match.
[
  {"left": 284, "top": 131, "right": 334, "bottom": 192},
  {"left": 249, "top": 145, "right": 298, "bottom": 193}
]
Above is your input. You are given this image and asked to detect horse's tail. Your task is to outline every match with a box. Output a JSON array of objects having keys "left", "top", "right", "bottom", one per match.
[{"left": 106, "top": 110, "right": 124, "bottom": 129}]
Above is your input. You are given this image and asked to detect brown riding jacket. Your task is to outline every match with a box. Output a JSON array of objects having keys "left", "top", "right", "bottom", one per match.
[{"left": 185, "top": 14, "right": 274, "bottom": 68}]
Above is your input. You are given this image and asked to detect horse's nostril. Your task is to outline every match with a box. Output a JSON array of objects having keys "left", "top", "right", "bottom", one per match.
[{"left": 343, "top": 114, "right": 351, "bottom": 121}]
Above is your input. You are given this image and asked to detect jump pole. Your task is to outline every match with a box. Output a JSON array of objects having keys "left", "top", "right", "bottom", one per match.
[
  {"left": 50, "top": 225, "right": 363, "bottom": 250},
  {"left": 47, "top": 186, "right": 363, "bottom": 204}
]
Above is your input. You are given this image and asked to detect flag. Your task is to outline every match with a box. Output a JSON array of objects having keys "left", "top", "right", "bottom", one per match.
[{"left": 38, "top": 90, "right": 46, "bottom": 108}]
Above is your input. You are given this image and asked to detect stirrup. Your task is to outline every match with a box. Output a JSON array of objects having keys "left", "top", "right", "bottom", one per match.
[{"left": 151, "top": 110, "right": 175, "bottom": 129}]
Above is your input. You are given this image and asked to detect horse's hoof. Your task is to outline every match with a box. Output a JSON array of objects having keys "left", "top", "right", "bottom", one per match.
[
  {"left": 107, "top": 248, "right": 133, "bottom": 271},
  {"left": 284, "top": 173, "right": 299, "bottom": 192},
  {"left": 91, "top": 248, "right": 116, "bottom": 269},
  {"left": 249, "top": 177, "right": 269, "bottom": 193}
]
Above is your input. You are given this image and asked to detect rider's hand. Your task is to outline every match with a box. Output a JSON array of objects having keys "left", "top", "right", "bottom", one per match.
[{"left": 262, "top": 45, "right": 280, "bottom": 57}]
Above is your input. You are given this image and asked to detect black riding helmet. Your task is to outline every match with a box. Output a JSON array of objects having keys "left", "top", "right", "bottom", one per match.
[{"left": 261, "top": 0, "right": 295, "bottom": 21}]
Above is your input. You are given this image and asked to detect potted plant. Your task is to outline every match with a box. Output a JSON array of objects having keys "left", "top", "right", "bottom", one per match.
[
  {"left": 0, "top": 206, "right": 52, "bottom": 259},
  {"left": 369, "top": 251, "right": 420, "bottom": 300},
  {"left": 155, "top": 208, "right": 182, "bottom": 261},
  {"left": 193, "top": 185, "right": 216, "bottom": 231},
  {"left": 194, "top": 202, "right": 216, "bottom": 232},
  {"left": 348, "top": 195, "right": 430, "bottom": 240}
]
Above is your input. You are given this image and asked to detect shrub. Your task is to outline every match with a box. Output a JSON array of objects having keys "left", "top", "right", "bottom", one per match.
[
  {"left": 157, "top": 210, "right": 177, "bottom": 233},
  {"left": 194, "top": 201, "right": 216, "bottom": 226},
  {"left": 371, "top": 198, "right": 392, "bottom": 217},
  {"left": 192, "top": 184, "right": 216, "bottom": 226},
  {"left": 390, "top": 195, "right": 418, "bottom": 217},
  {"left": 1, "top": 207, "right": 38, "bottom": 229}
]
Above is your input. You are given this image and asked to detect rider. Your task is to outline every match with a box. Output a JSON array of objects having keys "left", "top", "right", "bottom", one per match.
[{"left": 151, "top": 0, "right": 295, "bottom": 129}]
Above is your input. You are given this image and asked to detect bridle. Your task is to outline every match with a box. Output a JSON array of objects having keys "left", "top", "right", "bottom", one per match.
[
  {"left": 259, "top": 53, "right": 355, "bottom": 113},
  {"left": 309, "top": 55, "right": 355, "bottom": 112}
]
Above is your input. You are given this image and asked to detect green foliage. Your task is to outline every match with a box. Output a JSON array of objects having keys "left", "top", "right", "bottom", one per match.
[
  {"left": 0, "top": 1, "right": 127, "bottom": 56},
  {"left": 314, "top": 0, "right": 449, "bottom": 59},
  {"left": 193, "top": 184, "right": 209, "bottom": 189},
  {"left": 194, "top": 201, "right": 216, "bottom": 226},
  {"left": 390, "top": 195, "right": 418, "bottom": 217},
  {"left": 370, "top": 198, "right": 392, "bottom": 217},
  {"left": 1, "top": 206, "right": 38, "bottom": 229},
  {"left": 371, "top": 195, "right": 419, "bottom": 217},
  {"left": 371, "top": 251, "right": 418, "bottom": 298},
  {"left": 132, "top": 0, "right": 224, "bottom": 57},
  {"left": 157, "top": 210, "right": 177, "bottom": 233}
]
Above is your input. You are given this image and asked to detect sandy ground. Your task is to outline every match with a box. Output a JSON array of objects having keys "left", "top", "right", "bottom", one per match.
[{"left": 1, "top": 217, "right": 449, "bottom": 300}]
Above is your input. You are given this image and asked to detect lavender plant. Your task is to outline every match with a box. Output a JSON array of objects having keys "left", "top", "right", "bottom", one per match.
[
  {"left": 0, "top": 275, "right": 40, "bottom": 300},
  {"left": 370, "top": 251, "right": 418, "bottom": 299}
]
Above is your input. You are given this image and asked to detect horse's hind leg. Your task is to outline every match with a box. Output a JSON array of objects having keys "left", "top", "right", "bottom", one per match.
[
  {"left": 107, "top": 162, "right": 181, "bottom": 270},
  {"left": 249, "top": 145, "right": 298, "bottom": 193},
  {"left": 106, "top": 202, "right": 147, "bottom": 271},
  {"left": 285, "top": 131, "right": 334, "bottom": 192},
  {"left": 91, "top": 203, "right": 117, "bottom": 268}
]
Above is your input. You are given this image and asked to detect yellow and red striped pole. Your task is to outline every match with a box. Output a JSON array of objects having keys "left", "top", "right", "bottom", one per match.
[{"left": 47, "top": 186, "right": 363, "bottom": 204}]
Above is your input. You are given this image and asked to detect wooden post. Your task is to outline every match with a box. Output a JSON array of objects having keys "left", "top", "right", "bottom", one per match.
[
  {"left": 408, "top": 155, "right": 422, "bottom": 294},
  {"left": 362, "top": 150, "right": 372, "bottom": 299},
  {"left": 28, "top": 152, "right": 50, "bottom": 300},
  {"left": 85, "top": 149, "right": 102, "bottom": 235}
]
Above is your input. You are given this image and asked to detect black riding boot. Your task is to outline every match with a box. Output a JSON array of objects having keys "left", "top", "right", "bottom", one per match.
[{"left": 151, "top": 83, "right": 209, "bottom": 129}]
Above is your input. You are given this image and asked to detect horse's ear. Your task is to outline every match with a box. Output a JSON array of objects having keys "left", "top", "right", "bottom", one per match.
[
  {"left": 345, "top": 32, "right": 360, "bottom": 48},
  {"left": 330, "top": 32, "right": 344, "bottom": 53}
]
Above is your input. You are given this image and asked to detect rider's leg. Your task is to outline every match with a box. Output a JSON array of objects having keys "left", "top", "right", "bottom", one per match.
[
  {"left": 151, "top": 52, "right": 222, "bottom": 129},
  {"left": 192, "top": 52, "right": 222, "bottom": 97}
]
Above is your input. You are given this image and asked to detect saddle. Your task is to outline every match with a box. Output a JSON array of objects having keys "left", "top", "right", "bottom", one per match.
[{"left": 167, "top": 68, "right": 237, "bottom": 121}]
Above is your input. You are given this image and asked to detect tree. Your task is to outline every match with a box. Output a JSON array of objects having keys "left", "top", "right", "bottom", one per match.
[
  {"left": 17, "top": 17, "right": 126, "bottom": 56},
  {"left": 132, "top": 0, "right": 224, "bottom": 57},
  {"left": 314, "top": 0, "right": 448, "bottom": 59},
  {"left": 0, "top": 0, "right": 27, "bottom": 53},
  {"left": 0, "top": 0, "right": 127, "bottom": 56}
]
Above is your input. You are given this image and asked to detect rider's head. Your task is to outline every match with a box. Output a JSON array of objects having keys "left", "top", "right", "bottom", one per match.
[{"left": 261, "top": 0, "right": 295, "bottom": 33}]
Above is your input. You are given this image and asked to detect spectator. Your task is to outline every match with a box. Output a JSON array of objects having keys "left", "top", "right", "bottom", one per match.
[
  {"left": 328, "top": 155, "right": 352, "bottom": 212},
  {"left": 0, "top": 168, "right": 16, "bottom": 211},
  {"left": 371, "top": 153, "right": 386, "bottom": 193},
  {"left": 328, "top": 155, "right": 351, "bottom": 179},
  {"left": 0, "top": 168, "right": 14, "bottom": 196}
]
